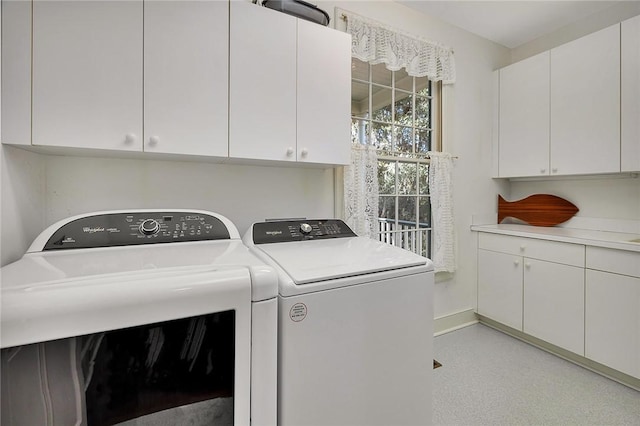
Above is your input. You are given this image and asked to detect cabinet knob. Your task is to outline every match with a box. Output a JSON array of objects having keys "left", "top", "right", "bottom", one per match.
[
  {"left": 300, "top": 148, "right": 309, "bottom": 157},
  {"left": 519, "top": 245, "right": 526, "bottom": 251},
  {"left": 552, "top": 168, "right": 558, "bottom": 173},
  {"left": 540, "top": 168, "right": 546, "bottom": 174},
  {"left": 124, "top": 133, "right": 136, "bottom": 145},
  {"left": 514, "top": 260, "right": 520, "bottom": 266},
  {"left": 525, "top": 262, "right": 531, "bottom": 269},
  {"left": 148, "top": 136, "right": 160, "bottom": 146},
  {"left": 286, "top": 147, "right": 294, "bottom": 157}
]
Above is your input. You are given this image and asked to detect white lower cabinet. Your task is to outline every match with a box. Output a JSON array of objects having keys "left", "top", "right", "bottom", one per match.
[
  {"left": 523, "top": 259, "right": 584, "bottom": 355},
  {"left": 585, "top": 247, "right": 640, "bottom": 378},
  {"left": 477, "top": 233, "right": 585, "bottom": 355},
  {"left": 478, "top": 249, "right": 523, "bottom": 330},
  {"left": 478, "top": 232, "right": 640, "bottom": 380}
]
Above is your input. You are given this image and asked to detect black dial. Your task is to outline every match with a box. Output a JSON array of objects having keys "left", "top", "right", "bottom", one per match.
[{"left": 139, "top": 219, "right": 160, "bottom": 236}]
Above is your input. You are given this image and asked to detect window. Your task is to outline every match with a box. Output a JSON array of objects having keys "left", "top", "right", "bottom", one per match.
[{"left": 351, "top": 58, "right": 441, "bottom": 257}]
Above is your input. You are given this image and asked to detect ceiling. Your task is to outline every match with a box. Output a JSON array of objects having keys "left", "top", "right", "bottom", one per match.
[{"left": 397, "top": 1, "right": 626, "bottom": 48}]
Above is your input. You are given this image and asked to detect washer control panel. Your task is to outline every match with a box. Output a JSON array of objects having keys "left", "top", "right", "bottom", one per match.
[
  {"left": 43, "top": 211, "right": 230, "bottom": 251},
  {"left": 252, "top": 219, "right": 356, "bottom": 244}
]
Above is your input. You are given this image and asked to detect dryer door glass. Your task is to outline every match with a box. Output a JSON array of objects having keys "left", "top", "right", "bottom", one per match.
[{"left": 1, "top": 311, "right": 235, "bottom": 426}]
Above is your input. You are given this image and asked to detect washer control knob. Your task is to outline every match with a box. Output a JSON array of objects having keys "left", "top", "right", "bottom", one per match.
[
  {"left": 139, "top": 219, "right": 160, "bottom": 236},
  {"left": 300, "top": 223, "right": 312, "bottom": 234}
]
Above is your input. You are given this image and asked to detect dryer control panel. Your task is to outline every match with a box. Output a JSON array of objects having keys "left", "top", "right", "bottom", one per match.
[
  {"left": 252, "top": 219, "right": 356, "bottom": 244},
  {"left": 42, "top": 211, "right": 231, "bottom": 250}
]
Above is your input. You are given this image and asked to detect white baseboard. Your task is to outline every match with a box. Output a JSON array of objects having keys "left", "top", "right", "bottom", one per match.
[{"left": 434, "top": 309, "right": 479, "bottom": 336}]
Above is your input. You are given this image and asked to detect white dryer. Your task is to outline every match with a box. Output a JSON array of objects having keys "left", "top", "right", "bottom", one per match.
[
  {"left": 243, "top": 219, "right": 434, "bottom": 426},
  {"left": 1, "top": 209, "right": 277, "bottom": 426}
]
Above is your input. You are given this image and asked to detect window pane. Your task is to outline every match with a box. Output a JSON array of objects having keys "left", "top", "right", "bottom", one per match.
[
  {"left": 394, "top": 92, "right": 413, "bottom": 126},
  {"left": 378, "top": 160, "right": 396, "bottom": 194},
  {"left": 416, "top": 128, "right": 431, "bottom": 153},
  {"left": 398, "top": 196, "right": 416, "bottom": 224},
  {"left": 395, "top": 69, "right": 413, "bottom": 91},
  {"left": 351, "top": 81, "right": 370, "bottom": 118},
  {"left": 351, "top": 118, "right": 369, "bottom": 145},
  {"left": 395, "top": 125, "right": 413, "bottom": 154},
  {"left": 419, "top": 163, "right": 429, "bottom": 195},
  {"left": 378, "top": 196, "right": 396, "bottom": 221},
  {"left": 372, "top": 122, "right": 392, "bottom": 150},
  {"left": 371, "top": 62, "right": 392, "bottom": 87},
  {"left": 397, "top": 162, "right": 417, "bottom": 195},
  {"left": 371, "top": 86, "right": 393, "bottom": 123},
  {"left": 416, "top": 77, "right": 430, "bottom": 97},
  {"left": 418, "top": 196, "right": 431, "bottom": 227},
  {"left": 415, "top": 97, "right": 431, "bottom": 128},
  {"left": 352, "top": 58, "right": 369, "bottom": 82}
]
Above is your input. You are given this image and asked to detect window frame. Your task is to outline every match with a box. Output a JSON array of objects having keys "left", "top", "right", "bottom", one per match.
[{"left": 350, "top": 59, "right": 443, "bottom": 258}]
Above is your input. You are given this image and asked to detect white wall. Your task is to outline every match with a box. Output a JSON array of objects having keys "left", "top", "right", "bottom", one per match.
[
  {"left": 511, "top": 2, "right": 640, "bottom": 62},
  {"left": 0, "top": 150, "right": 335, "bottom": 266}
]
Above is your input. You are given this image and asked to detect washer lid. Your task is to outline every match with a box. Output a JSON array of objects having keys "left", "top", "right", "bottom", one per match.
[{"left": 256, "top": 237, "right": 430, "bottom": 284}]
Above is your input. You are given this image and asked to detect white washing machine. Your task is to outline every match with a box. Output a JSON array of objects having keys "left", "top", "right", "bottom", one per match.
[
  {"left": 1, "top": 209, "right": 277, "bottom": 426},
  {"left": 243, "top": 219, "right": 434, "bottom": 426}
]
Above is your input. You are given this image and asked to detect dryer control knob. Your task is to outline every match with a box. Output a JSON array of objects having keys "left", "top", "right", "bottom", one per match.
[
  {"left": 300, "top": 223, "right": 312, "bottom": 234},
  {"left": 139, "top": 219, "right": 160, "bottom": 236}
]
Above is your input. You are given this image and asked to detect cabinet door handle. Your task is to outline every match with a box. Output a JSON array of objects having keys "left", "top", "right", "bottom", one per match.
[
  {"left": 519, "top": 245, "right": 526, "bottom": 252},
  {"left": 124, "top": 133, "right": 136, "bottom": 145},
  {"left": 552, "top": 168, "right": 558, "bottom": 173},
  {"left": 300, "top": 148, "right": 309, "bottom": 157},
  {"left": 525, "top": 262, "right": 531, "bottom": 269},
  {"left": 540, "top": 168, "right": 546, "bottom": 174},
  {"left": 148, "top": 136, "right": 160, "bottom": 147},
  {"left": 514, "top": 260, "right": 520, "bottom": 266},
  {"left": 286, "top": 147, "right": 294, "bottom": 157}
]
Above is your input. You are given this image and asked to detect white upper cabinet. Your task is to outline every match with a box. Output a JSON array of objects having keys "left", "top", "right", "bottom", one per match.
[
  {"left": 229, "top": 2, "right": 297, "bottom": 162},
  {"left": 229, "top": 2, "right": 351, "bottom": 165},
  {"left": 144, "top": 1, "right": 229, "bottom": 157},
  {"left": 622, "top": 14, "right": 640, "bottom": 172},
  {"left": 32, "top": 1, "right": 143, "bottom": 151},
  {"left": 495, "top": 23, "right": 629, "bottom": 178},
  {"left": 550, "top": 24, "right": 620, "bottom": 175},
  {"left": 30, "top": 0, "right": 228, "bottom": 156},
  {"left": 297, "top": 19, "right": 351, "bottom": 165},
  {"left": 498, "top": 52, "right": 550, "bottom": 177},
  {"left": 1, "top": 0, "right": 31, "bottom": 145}
]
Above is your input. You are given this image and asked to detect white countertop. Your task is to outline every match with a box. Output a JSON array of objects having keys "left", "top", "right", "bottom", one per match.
[{"left": 471, "top": 224, "right": 640, "bottom": 253}]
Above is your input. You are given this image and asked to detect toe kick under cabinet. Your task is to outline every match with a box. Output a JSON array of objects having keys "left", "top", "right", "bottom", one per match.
[{"left": 477, "top": 231, "right": 640, "bottom": 380}]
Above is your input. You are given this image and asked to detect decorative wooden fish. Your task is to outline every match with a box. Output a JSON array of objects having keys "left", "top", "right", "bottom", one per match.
[{"left": 498, "top": 194, "right": 579, "bottom": 227}]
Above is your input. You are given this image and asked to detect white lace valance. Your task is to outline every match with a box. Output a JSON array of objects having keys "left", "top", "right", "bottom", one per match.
[{"left": 339, "top": 8, "right": 456, "bottom": 84}]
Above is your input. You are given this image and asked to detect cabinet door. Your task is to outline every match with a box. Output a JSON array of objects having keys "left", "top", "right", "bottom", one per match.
[
  {"left": 524, "top": 259, "right": 585, "bottom": 355},
  {"left": 586, "top": 270, "right": 639, "bottom": 378},
  {"left": 550, "top": 24, "right": 620, "bottom": 175},
  {"left": 144, "top": 1, "right": 228, "bottom": 157},
  {"left": 229, "top": 2, "right": 296, "bottom": 162},
  {"left": 498, "top": 52, "right": 550, "bottom": 177},
  {"left": 297, "top": 19, "right": 351, "bottom": 165},
  {"left": 622, "top": 15, "right": 640, "bottom": 172},
  {"left": 32, "top": 1, "right": 143, "bottom": 151},
  {"left": 1, "top": 0, "right": 31, "bottom": 146},
  {"left": 477, "top": 250, "right": 523, "bottom": 330}
]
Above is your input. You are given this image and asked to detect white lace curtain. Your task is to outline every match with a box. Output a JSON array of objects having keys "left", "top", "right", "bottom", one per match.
[
  {"left": 344, "top": 144, "right": 379, "bottom": 238},
  {"left": 427, "top": 152, "right": 456, "bottom": 273},
  {"left": 339, "top": 8, "right": 456, "bottom": 84}
]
